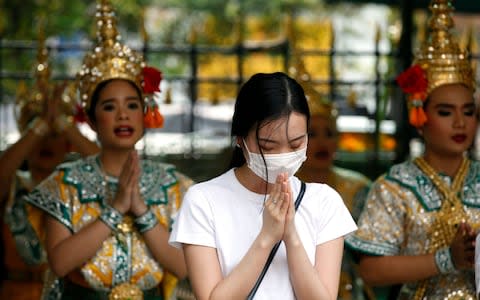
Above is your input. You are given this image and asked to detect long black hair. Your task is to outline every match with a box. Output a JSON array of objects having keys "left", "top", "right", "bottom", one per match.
[{"left": 228, "top": 72, "right": 310, "bottom": 169}]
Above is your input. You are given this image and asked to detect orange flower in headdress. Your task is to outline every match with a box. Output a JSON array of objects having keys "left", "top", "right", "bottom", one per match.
[
  {"left": 396, "top": 64, "right": 428, "bottom": 127},
  {"left": 144, "top": 104, "right": 164, "bottom": 128}
]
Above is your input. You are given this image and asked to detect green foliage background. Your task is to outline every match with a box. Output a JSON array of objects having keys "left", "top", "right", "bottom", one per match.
[{"left": 0, "top": 0, "right": 328, "bottom": 103}]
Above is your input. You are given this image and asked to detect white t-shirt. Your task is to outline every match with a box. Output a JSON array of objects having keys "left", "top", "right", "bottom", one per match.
[{"left": 169, "top": 169, "right": 357, "bottom": 299}]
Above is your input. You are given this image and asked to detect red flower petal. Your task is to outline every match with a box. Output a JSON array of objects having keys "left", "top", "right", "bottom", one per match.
[
  {"left": 396, "top": 64, "right": 428, "bottom": 94},
  {"left": 142, "top": 66, "right": 162, "bottom": 94},
  {"left": 74, "top": 103, "right": 87, "bottom": 123}
]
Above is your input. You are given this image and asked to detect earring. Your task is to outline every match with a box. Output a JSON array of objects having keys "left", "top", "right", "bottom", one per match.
[{"left": 233, "top": 137, "right": 242, "bottom": 148}]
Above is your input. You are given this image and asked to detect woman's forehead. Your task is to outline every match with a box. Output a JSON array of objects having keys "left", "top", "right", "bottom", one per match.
[
  {"left": 428, "top": 84, "right": 474, "bottom": 103},
  {"left": 254, "top": 113, "right": 307, "bottom": 139}
]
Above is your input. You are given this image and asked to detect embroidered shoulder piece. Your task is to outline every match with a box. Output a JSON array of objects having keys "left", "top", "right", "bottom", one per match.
[
  {"left": 60, "top": 155, "right": 179, "bottom": 204},
  {"left": 462, "top": 160, "right": 480, "bottom": 208},
  {"left": 25, "top": 172, "right": 74, "bottom": 231},
  {"left": 5, "top": 172, "right": 45, "bottom": 265},
  {"left": 138, "top": 159, "right": 179, "bottom": 205},
  {"left": 59, "top": 156, "right": 105, "bottom": 203},
  {"left": 385, "top": 160, "right": 480, "bottom": 211}
]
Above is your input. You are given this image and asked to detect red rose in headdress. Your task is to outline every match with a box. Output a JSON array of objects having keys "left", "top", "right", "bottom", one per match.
[
  {"left": 142, "top": 66, "right": 164, "bottom": 128},
  {"left": 396, "top": 64, "right": 429, "bottom": 127},
  {"left": 142, "top": 66, "right": 162, "bottom": 94},
  {"left": 396, "top": 64, "right": 427, "bottom": 94},
  {"left": 74, "top": 103, "right": 87, "bottom": 123}
]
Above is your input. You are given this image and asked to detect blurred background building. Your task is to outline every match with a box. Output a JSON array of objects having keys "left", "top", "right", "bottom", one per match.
[{"left": 1, "top": 0, "right": 479, "bottom": 182}]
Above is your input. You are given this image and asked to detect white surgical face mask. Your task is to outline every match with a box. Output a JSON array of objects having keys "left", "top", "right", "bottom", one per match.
[{"left": 243, "top": 139, "right": 307, "bottom": 183}]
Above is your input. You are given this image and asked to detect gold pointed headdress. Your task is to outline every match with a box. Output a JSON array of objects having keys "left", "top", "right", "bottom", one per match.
[
  {"left": 77, "top": 0, "right": 145, "bottom": 111},
  {"left": 15, "top": 32, "right": 76, "bottom": 132},
  {"left": 77, "top": 0, "right": 164, "bottom": 128},
  {"left": 286, "top": 14, "right": 337, "bottom": 121},
  {"left": 416, "top": 0, "right": 474, "bottom": 93},
  {"left": 396, "top": 0, "right": 475, "bottom": 127},
  {"left": 289, "top": 57, "right": 338, "bottom": 120}
]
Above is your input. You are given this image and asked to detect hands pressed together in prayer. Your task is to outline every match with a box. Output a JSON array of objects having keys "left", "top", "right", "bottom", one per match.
[
  {"left": 33, "top": 81, "right": 73, "bottom": 136},
  {"left": 111, "top": 150, "right": 148, "bottom": 217},
  {"left": 260, "top": 172, "right": 300, "bottom": 247},
  {"left": 450, "top": 222, "right": 477, "bottom": 270}
]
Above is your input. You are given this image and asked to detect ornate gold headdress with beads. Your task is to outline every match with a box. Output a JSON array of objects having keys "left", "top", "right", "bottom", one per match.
[
  {"left": 15, "top": 31, "right": 77, "bottom": 132},
  {"left": 286, "top": 14, "right": 338, "bottom": 122},
  {"left": 396, "top": 0, "right": 475, "bottom": 128},
  {"left": 77, "top": 0, "right": 163, "bottom": 128},
  {"left": 289, "top": 57, "right": 338, "bottom": 121}
]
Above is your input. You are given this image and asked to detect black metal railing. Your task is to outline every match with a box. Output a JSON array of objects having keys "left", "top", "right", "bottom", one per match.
[{"left": 1, "top": 35, "right": 478, "bottom": 180}]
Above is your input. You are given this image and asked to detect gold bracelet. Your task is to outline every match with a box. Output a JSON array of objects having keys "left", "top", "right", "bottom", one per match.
[
  {"left": 28, "top": 117, "right": 49, "bottom": 137},
  {"left": 54, "top": 114, "right": 74, "bottom": 133}
]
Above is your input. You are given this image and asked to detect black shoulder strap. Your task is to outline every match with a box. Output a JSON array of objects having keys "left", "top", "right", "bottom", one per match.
[
  {"left": 294, "top": 181, "right": 306, "bottom": 210},
  {"left": 246, "top": 181, "right": 306, "bottom": 300}
]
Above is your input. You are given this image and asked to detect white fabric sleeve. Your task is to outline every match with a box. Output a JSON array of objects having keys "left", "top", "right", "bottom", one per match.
[
  {"left": 169, "top": 184, "right": 216, "bottom": 249},
  {"left": 314, "top": 185, "right": 358, "bottom": 245}
]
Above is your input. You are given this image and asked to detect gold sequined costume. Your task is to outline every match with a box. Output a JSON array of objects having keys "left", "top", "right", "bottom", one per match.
[
  {"left": 26, "top": 155, "right": 193, "bottom": 299},
  {"left": 346, "top": 159, "right": 480, "bottom": 298},
  {"left": 346, "top": 0, "right": 478, "bottom": 297}
]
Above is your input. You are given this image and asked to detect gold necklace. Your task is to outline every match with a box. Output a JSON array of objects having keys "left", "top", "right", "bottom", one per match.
[
  {"left": 415, "top": 157, "right": 469, "bottom": 206},
  {"left": 413, "top": 157, "right": 470, "bottom": 300}
]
